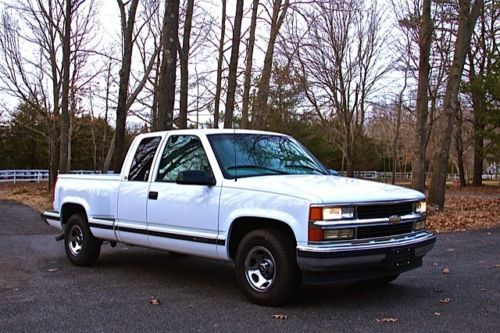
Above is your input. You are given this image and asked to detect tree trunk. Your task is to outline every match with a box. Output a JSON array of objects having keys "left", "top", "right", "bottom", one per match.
[
  {"left": 213, "top": 0, "right": 226, "bottom": 129},
  {"left": 455, "top": 103, "right": 467, "bottom": 187},
  {"left": 241, "top": 0, "right": 259, "bottom": 129},
  {"left": 178, "top": 0, "right": 194, "bottom": 129},
  {"left": 224, "top": 0, "right": 244, "bottom": 128},
  {"left": 411, "top": 0, "right": 432, "bottom": 192},
  {"left": 392, "top": 104, "right": 402, "bottom": 185},
  {"left": 59, "top": 0, "right": 72, "bottom": 174},
  {"left": 157, "top": 0, "right": 179, "bottom": 130},
  {"left": 114, "top": 0, "right": 139, "bottom": 172},
  {"left": 252, "top": 0, "right": 290, "bottom": 130},
  {"left": 428, "top": 0, "right": 482, "bottom": 210},
  {"left": 469, "top": 48, "right": 486, "bottom": 186}
]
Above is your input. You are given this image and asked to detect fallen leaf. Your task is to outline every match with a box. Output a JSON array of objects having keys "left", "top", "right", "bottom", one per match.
[
  {"left": 446, "top": 248, "right": 455, "bottom": 252},
  {"left": 494, "top": 264, "right": 500, "bottom": 268},
  {"left": 149, "top": 297, "right": 161, "bottom": 305},
  {"left": 442, "top": 267, "right": 450, "bottom": 274},
  {"left": 487, "top": 232, "right": 492, "bottom": 235},
  {"left": 376, "top": 318, "right": 398, "bottom": 323},
  {"left": 432, "top": 262, "right": 439, "bottom": 267},
  {"left": 47, "top": 268, "right": 58, "bottom": 272},
  {"left": 440, "top": 298, "right": 451, "bottom": 304},
  {"left": 272, "top": 314, "right": 287, "bottom": 320},
  {"left": 433, "top": 312, "right": 441, "bottom": 316},
  {"left": 480, "top": 288, "right": 487, "bottom": 292},
  {"left": 433, "top": 288, "right": 444, "bottom": 293}
]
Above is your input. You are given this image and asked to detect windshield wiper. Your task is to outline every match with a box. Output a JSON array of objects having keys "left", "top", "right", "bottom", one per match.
[
  {"left": 227, "top": 165, "right": 288, "bottom": 175},
  {"left": 286, "top": 164, "right": 326, "bottom": 174}
]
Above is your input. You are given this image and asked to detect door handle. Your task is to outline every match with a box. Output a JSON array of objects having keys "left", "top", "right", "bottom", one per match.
[{"left": 148, "top": 191, "right": 158, "bottom": 200}]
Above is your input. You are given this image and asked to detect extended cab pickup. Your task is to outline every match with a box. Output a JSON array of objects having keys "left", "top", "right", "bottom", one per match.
[{"left": 43, "top": 129, "right": 435, "bottom": 305}]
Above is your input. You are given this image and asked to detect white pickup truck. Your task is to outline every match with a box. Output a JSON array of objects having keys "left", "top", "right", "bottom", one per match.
[{"left": 43, "top": 129, "right": 435, "bottom": 305}]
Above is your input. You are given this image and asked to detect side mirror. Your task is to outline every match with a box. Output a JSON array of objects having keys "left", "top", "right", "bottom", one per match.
[
  {"left": 176, "top": 170, "right": 216, "bottom": 186},
  {"left": 329, "top": 169, "right": 339, "bottom": 176}
]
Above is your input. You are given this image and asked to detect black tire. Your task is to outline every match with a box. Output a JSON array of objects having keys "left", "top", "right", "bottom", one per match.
[
  {"left": 235, "top": 228, "right": 301, "bottom": 306},
  {"left": 64, "top": 213, "right": 101, "bottom": 266},
  {"left": 358, "top": 274, "right": 400, "bottom": 287}
]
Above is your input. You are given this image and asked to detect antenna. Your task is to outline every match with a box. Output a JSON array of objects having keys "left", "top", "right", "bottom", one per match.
[{"left": 233, "top": 125, "right": 238, "bottom": 182}]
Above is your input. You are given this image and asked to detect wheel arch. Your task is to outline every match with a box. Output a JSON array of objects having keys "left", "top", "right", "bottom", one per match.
[
  {"left": 61, "top": 202, "right": 88, "bottom": 228},
  {"left": 227, "top": 217, "right": 297, "bottom": 261}
]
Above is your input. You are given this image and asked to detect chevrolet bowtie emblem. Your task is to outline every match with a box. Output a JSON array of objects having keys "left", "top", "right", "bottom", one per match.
[{"left": 389, "top": 215, "right": 401, "bottom": 224}]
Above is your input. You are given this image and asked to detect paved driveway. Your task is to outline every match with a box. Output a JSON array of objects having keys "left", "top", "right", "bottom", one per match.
[{"left": 0, "top": 200, "right": 499, "bottom": 332}]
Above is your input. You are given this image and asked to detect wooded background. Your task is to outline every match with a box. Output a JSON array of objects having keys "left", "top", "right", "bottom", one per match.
[{"left": 0, "top": 0, "right": 498, "bottom": 210}]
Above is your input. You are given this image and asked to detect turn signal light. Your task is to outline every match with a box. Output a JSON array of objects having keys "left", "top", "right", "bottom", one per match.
[
  {"left": 309, "top": 207, "right": 323, "bottom": 221},
  {"left": 308, "top": 226, "right": 323, "bottom": 242}
]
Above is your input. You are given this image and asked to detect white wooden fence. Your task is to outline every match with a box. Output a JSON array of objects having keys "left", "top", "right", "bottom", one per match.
[
  {"left": 0, "top": 169, "right": 497, "bottom": 183},
  {"left": 0, "top": 170, "right": 113, "bottom": 183}
]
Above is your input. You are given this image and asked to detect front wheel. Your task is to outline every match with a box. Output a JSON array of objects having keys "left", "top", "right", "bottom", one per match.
[
  {"left": 64, "top": 213, "right": 101, "bottom": 266},
  {"left": 235, "top": 228, "right": 301, "bottom": 306}
]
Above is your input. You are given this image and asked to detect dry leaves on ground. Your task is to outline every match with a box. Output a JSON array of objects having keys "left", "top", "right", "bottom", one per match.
[
  {"left": 375, "top": 317, "right": 398, "bottom": 323},
  {"left": 149, "top": 296, "right": 161, "bottom": 305},
  {"left": 0, "top": 183, "right": 52, "bottom": 212},
  {"left": 426, "top": 189, "right": 500, "bottom": 233},
  {"left": 272, "top": 314, "right": 287, "bottom": 320}
]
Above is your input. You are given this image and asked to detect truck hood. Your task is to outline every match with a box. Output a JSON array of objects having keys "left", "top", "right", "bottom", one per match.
[{"left": 222, "top": 175, "right": 424, "bottom": 204}]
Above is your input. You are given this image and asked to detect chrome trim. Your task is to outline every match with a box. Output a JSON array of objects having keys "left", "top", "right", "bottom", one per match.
[
  {"left": 297, "top": 232, "right": 435, "bottom": 253},
  {"left": 42, "top": 211, "right": 60, "bottom": 220},
  {"left": 313, "top": 213, "right": 423, "bottom": 226},
  {"left": 310, "top": 199, "right": 420, "bottom": 208}
]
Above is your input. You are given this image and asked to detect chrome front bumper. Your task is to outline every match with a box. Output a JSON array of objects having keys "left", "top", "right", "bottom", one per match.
[{"left": 296, "top": 232, "right": 436, "bottom": 283}]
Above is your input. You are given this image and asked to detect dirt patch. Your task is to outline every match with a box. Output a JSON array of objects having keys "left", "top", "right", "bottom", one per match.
[
  {"left": 0, "top": 182, "right": 498, "bottom": 233},
  {"left": 0, "top": 182, "right": 53, "bottom": 212}
]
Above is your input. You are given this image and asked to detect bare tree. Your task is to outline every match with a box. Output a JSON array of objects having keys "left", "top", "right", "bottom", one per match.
[
  {"left": 224, "top": 0, "right": 244, "bottom": 128},
  {"left": 213, "top": 0, "right": 227, "bottom": 128},
  {"left": 282, "top": 0, "right": 388, "bottom": 176},
  {"left": 428, "top": 0, "right": 483, "bottom": 210},
  {"left": 241, "top": 0, "right": 259, "bottom": 129},
  {"left": 157, "top": 0, "right": 180, "bottom": 130},
  {"left": 106, "top": 0, "right": 160, "bottom": 171},
  {"left": 251, "top": 0, "right": 290, "bottom": 130},
  {"left": 178, "top": 0, "right": 195, "bottom": 129},
  {"left": 114, "top": 0, "right": 140, "bottom": 172},
  {"left": 411, "top": 0, "right": 433, "bottom": 191},
  {"left": 0, "top": 0, "right": 98, "bottom": 183}
]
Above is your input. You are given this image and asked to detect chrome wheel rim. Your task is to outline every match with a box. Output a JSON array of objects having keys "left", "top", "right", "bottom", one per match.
[
  {"left": 244, "top": 246, "right": 276, "bottom": 292},
  {"left": 68, "top": 225, "right": 84, "bottom": 256}
]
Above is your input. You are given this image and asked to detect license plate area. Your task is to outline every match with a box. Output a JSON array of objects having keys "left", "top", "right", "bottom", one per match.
[{"left": 384, "top": 247, "right": 416, "bottom": 269}]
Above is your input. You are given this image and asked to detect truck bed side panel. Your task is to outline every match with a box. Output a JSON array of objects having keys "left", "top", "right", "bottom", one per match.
[{"left": 56, "top": 175, "right": 120, "bottom": 241}]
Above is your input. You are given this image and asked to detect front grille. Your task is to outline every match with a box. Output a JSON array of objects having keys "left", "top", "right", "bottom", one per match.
[
  {"left": 357, "top": 222, "right": 413, "bottom": 239},
  {"left": 357, "top": 202, "right": 414, "bottom": 219}
]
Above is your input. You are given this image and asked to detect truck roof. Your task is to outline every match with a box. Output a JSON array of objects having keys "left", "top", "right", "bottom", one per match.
[{"left": 135, "top": 128, "right": 289, "bottom": 138}]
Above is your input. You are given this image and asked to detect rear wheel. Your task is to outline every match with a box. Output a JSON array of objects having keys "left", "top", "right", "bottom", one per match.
[
  {"left": 64, "top": 213, "right": 101, "bottom": 266},
  {"left": 235, "top": 228, "right": 301, "bottom": 306}
]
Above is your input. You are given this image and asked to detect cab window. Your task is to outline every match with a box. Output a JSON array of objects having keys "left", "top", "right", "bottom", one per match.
[
  {"left": 156, "top": 135, "right": 213, "bottom": 182},
  {"left": 128, "top": 136, "right": 161, "bottom": 181}
]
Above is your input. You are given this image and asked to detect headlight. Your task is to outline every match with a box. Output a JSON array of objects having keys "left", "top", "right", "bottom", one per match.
[
  {"left": 309, "top": 206, "right": 355, "bottom": 221},
  {"left": 415, "top": 201, "right": 427, "bottom": 214}
]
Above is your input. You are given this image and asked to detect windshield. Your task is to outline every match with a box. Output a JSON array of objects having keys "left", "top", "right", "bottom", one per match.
[{"left": 207, "top": 133, "right": 328, "bottom": 179}]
